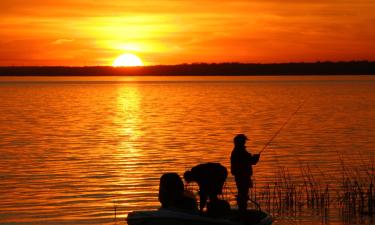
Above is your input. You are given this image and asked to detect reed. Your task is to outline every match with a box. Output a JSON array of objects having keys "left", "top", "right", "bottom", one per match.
[
  {"left": 243, "top": 163, "right": 373, "bottom": 218},
  {"left": 338, "top": 168, "right": 374, "bottom": 216},
  {"left": 254, "top": 165, "right": 330, "bottom": 215}
]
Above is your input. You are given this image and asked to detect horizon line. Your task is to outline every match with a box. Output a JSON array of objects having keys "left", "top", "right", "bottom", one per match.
[{"left": 1, "top": 60, "right": 374, "bottom": 68}]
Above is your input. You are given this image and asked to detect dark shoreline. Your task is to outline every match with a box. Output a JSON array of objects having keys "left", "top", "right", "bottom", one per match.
[{"left": 1, "top": 61, "right": 375, "bottom": 76}]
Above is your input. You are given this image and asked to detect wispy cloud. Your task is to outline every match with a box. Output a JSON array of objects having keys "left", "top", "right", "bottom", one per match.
[{"left": 52, "top": 39, "right": 75, "bottom": 45}]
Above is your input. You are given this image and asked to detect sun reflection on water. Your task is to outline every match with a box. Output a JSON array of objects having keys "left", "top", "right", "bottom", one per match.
[
  {"left": 116, "top": 85, "right": 143, "bottom": 145},
  {"left": 112, "top": 85, "right": 161, "bottom": 214}
]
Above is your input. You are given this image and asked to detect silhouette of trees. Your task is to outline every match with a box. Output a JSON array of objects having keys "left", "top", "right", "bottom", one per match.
[{"left": 1, "top": 61, "right": 374, "bottom": 76}]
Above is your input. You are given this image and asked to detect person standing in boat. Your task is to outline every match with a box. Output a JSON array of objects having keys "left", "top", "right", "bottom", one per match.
[
  {"left": 231, "top": 134, "right": 260, "bottom": 212},
  {"left": 183, "top": 163, "right": 228, "bottom": 212}
]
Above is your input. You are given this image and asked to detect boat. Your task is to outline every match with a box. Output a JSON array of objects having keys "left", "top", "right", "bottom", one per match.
[{"left": 127, "top": 208, "right": 272, "bottom": 225}]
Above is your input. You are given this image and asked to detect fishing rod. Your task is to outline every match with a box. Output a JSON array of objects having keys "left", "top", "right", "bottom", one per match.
[{"left": 259, "top": 97, "right": 309, "bottom": 154}]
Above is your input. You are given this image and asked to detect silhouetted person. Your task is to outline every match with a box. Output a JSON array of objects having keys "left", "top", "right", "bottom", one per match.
[
  {"left": 231, "top": 134, "right": 260, "bottom": 212},
  {"left": 158, "top": 173, "right": 198, "bottom": 212},
  {"left": 183, "top": 163, "right": 228, "bottom": 212}
]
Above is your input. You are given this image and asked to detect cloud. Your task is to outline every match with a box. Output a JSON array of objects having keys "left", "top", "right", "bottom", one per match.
[{"left": 52, "top": 39, "right": 75, "bottom": 45}]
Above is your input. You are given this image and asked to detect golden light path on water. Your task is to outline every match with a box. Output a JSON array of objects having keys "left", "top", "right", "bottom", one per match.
[{"left": 114, "top": 86, "right": 152, "bottom": 212}]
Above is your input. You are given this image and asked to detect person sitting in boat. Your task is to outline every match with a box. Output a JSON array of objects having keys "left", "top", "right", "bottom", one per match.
[
  {"left": 158, "top": 173, "right": 198, "bottom": 212},
  {"left": 183, "top": 163, "right": 228, "bottom": 212},
  {"left": 231, "top": 134, "right": 260, "bottom": 212}
]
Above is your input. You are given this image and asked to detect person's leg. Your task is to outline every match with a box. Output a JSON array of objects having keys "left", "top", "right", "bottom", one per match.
[{"left": 235, "top": 176, "right": 250, "bottom": 212}]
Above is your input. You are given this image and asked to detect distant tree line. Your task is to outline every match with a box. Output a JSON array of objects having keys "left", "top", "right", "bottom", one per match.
[{"left": 1, "top": 61, "right": 375, "bottom": 76}]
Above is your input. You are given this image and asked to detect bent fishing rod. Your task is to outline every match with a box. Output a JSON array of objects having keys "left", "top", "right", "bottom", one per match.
[{"left": 259, "top": 97, "right": 309, "bottom": 154}]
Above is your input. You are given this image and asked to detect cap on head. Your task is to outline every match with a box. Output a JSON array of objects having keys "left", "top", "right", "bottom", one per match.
[{"left": 234, "top": 134, "right": 248, "bottom": 145}]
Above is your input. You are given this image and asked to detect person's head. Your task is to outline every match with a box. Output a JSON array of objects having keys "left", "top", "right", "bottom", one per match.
[
  {"left": 234, "top": 134, "right": 248, "bottom": 147},
  {"left": 158, "top": 173, "right": 184, "bottom": 208},
  {"left": 183, "top": 170, "right": 194, "bottom": 183}
]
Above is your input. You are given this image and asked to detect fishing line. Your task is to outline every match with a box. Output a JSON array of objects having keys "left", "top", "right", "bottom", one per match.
[{"left": 259, "top": 96, "right": 310, "bottom": 154}]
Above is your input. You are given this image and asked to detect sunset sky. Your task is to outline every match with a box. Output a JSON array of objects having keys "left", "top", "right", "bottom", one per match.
[{"left": 1, "top": 0, "right": 375, "bottom": 66}]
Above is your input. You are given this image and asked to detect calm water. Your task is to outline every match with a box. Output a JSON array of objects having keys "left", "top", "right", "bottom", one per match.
[{"left": 0, "top": 75, "right": 374, "bottom": 225}]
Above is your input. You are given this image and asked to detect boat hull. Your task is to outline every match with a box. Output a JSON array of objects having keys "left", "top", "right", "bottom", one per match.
[{"left": 127, "top": 209, "right": 272, "bottom": 225}]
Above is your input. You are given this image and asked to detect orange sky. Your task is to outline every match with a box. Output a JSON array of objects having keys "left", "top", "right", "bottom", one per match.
[{"left": 1, "top": 0, "right": 375, "bottom": 66}]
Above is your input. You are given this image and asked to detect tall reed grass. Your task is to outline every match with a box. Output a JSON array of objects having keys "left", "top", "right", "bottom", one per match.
[
  {"left": 186, "top": 161, "right": 374, "bottom": 220},
  {"left": 244, "top": 163, "right": 374, "bottom": 218}
]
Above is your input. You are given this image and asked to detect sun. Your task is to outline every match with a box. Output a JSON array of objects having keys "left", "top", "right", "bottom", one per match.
[{"left": 113, "top": 53, "right": 144, "bottom": 67}]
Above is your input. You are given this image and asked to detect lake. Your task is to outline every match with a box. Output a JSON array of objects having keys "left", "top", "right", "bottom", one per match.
[{"left": 0, "top": 75, "right": 374, "bottom": 225}]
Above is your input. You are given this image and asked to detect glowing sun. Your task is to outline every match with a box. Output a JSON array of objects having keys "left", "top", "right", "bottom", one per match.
[{"left": 113, "top": 53, "right": 144, "bottom": 67}]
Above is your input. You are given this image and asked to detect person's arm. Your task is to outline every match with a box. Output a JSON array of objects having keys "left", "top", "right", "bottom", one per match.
[{"left": 249, "top": 153, "right": 260, "bottom": 165}]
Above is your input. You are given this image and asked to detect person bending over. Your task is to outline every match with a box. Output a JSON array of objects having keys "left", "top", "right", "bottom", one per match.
[{"left": 183, "top": 163, "right": 228, "bottom": 212}]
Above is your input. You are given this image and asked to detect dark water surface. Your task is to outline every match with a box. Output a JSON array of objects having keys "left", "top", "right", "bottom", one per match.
[{"left": 0, "top": 75, "right": 374, "bottom": 225}]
